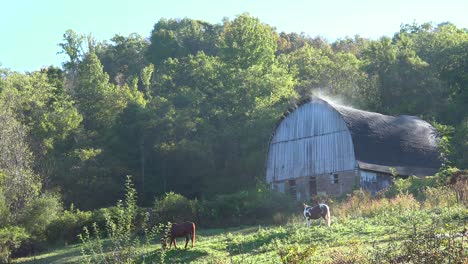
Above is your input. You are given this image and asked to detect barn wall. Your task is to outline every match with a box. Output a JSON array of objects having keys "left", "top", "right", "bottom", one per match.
[
  {"left": 316, "top": 170, "right": 357, "bottom": 197},
  {"left": 271, "top": 170, "right": 358, "bottom": 200},
  {"left": 266, "top": 100, "right": 356, "bottom": 183},
  {"left": 359, "top": 170, "right": 392, "bottom": 194}
]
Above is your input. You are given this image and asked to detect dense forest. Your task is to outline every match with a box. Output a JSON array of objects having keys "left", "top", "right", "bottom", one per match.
[{"left": 0, "top": 13, "right": 467, "bottom": 218}]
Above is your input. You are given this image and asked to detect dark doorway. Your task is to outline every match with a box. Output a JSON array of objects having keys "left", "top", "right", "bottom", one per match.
[
  {"left": 288, "top": 179, "right": 297, "bottom": 198},
  {"left": 309, "top": 176, "right": 317, "bottom": 196}
]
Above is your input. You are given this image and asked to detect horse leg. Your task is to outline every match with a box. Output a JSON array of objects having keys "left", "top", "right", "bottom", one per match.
[
  {"left": 322, "top": 215, "right": 329, "bottom": 227},
  {"left": 184, "top": 235, "right": 189, "bottom": 249},
  {"left": 172, "top": 238, "right": 177, "bottom": 249},
  {"left": 326, "top": 209, "right": 331, "bottom": 226}
]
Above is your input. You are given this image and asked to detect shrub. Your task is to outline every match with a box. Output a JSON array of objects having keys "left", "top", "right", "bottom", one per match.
[
  {"left": 79, "top": 176, "right": 162, "bottom": 264},
  {"left": 0, "top": 191, "right": 9, "bottom": 226},
  {"left": 199, "top": 184, "right": 296, "bottom": 227},
  {"left": 449, "top": 170, "right": 468, "bottom": 205},
  {"left": 369, "top": 223, "right": 466, "bottom": 263},
  {"left": 275, "top": 243, "right": 316, "bottom": 264},
  {"left": 385, "top": 175, "right": 438, "bottom": 199},
  {"left": 153, "top": 192, "right": 199, "bottom": 224},
  {"left": 0, "top": 226, "right": 29, "bottom": 264},
  {"left": 422, "top": 186, "right": 458, "bottom": 208},
  {"left": 323, "top": 240, "right": 368, "bottom": 264},
  {"left": 333, "top": 189, "right": 419, "bottom": 219},
  {"left": 46, "top": 206, "right": 93, "bottom": 244},
  {"left": 19, "top": 192, "right": 62, "bottom": 241}
]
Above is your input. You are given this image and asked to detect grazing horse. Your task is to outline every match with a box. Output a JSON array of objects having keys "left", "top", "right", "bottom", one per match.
[
  {"left": 161, "top": 221, "right": 196, "bottom": 249},
  {"left": 303, "top": 202, "right": 331, "bottom": 227}
]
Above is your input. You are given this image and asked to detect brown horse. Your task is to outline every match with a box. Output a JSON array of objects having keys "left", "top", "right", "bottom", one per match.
[
  {"left": 303, "top": 202, "right": 331, "bottom": 227},
  {"left": 161, "top": 221, "right": 196, "bottom": 249}
]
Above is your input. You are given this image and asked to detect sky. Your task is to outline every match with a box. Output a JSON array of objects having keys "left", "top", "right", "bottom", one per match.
[{"left": 1, "top": 0, "right": 467, "bottom": 72}]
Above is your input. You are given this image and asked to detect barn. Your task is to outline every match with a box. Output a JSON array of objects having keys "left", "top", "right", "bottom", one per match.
[{"left": 265, "top": 97, "right": 441, "bottom": 200}]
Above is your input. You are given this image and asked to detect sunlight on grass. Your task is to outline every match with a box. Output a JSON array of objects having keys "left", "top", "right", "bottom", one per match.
[{"left": 14, "top": 205, "right": 467, "bottom": 263}]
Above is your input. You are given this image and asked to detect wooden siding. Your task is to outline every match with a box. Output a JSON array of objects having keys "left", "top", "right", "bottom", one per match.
[{"left": 266, "top": 100, "right": 356, "bottom": 183}]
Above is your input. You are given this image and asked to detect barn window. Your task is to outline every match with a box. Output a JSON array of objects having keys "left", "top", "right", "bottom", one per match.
[
  {"left": 288, "top": 179, "right": 297, "bottom": 197},
  {"left": 331, "top": 174, "right": 339, "bottom": 184}
]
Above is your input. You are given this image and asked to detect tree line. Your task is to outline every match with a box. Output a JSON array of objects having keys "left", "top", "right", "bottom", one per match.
[{"left": 0, "top": 14, "right": 467, "bottom": 215}]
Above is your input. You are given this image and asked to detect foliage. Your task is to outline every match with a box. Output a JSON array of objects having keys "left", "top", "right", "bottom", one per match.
[
  {"left": 77, "top": 176, "right": 170, "bottom": 263},
  {"left": 13, "top": 183, "right": 468, "bottom": 263},
  {"left": 1, "top": 18, "right": 468, "bottom": 262},
  {"left": 6, "top": 16, "right": 466, "bottom": 212},
  {"left": 45, "top": 206, "right": 94, "bottom": 244},
  {"left": 148, "top": 18, "right": 221, "bottom": 65},
  {"left": 369, "top": 222, "right": 466, "bottom": 263},
  {"left": 2, "top": 16, "right": 467, "bottom": 263},
  {"left": 79, "top": 176, "right": 142, "bottom": 263},
  {"left": 333, "top": 189, "right": 420, "bottom": 219},
  {"left": 323, "top": 240, "right": 367, "bottom": 264},
  {"left": 276, "top": 243, "right": 316, "bottom": 264},
  {"left": 200, "top": 185, "right": 297, "bottom": 227},
  {"left": 220, "top": 13, "right": 277, "bottom": 69},
  {"left": 18, "top": 192, "right": 62, "bottom": 241},
  {"left": 384, "top": 175, "right": 438, "bottom": 198},
  {"left": 97, "top": 33, "right": 149, "bottom": 87},
  {"left": 154, "top": 192, "right": 198, "bottom": 224},
  {"left": 0, "top": 226, "right": 29, "bottom": 264},
  {"left": 449, "top": 170, "right": 468, "bottom": 205}
]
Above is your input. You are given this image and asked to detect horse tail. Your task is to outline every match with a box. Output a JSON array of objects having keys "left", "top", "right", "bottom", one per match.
[
  {"left": 325, "top": 206, "right": 331, "bottom": 226},
  {"left": 192, "top": 222, "right": 196, "bottom": 247}
]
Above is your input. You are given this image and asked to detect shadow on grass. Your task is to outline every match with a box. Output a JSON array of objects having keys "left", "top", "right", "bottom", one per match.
[
  {"left": 162, "top": 248, "right": 209, "bottom": 263},
  {"left": 225, "top": 227, "right": 289, "bottom": 256},
  {"left": 13, "top": 244, "right": 82, "bottom": 264}
]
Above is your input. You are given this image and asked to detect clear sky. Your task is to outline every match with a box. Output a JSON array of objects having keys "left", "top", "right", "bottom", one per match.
[{"left": 1, "top": 0, "right": 467, "bottom": 72}]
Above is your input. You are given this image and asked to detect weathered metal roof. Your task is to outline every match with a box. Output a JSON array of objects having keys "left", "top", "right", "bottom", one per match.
[{"left": 269, "top": 97, "right": 441, "bottom": 176}]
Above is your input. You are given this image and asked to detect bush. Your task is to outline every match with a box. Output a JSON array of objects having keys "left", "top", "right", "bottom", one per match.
[
  {"left": 323, "top": 240, "right": 367, "bottom": 264},
  {"left": 385, "top": 175, "right": 438, "bottom": 199},
  {"left": 0, "top": 226, "right": 29, "bottom": 263},
  {"left": 0, "top": 191, "right": 10, "bottom": 226},
  {"left": 46, "top": 206, "right": 93, "bottom": 245},
  {"left": 334, "top": 189, "right": 419, "bottom": 219},
  {"left": 449, "top": 170, "right": 468, "bottom": 205},
  {"left": 199, "top": 184, "right": 297, "bottom": 227},
  {"left": 275, "top": 243, "right": 316, "bottom": 264},
  {"left": 79, "top": 176, "right": 144, "bottom": 264},
  {"left": 19, "top": 192, "right": 62, "bottom": 241},
  {"left": 422, "top": 186, "right": 458, "bottom": 208},
  {"left": 154, "top": 192, "right": 199, "bottom": 224},
  {"left": 370, "top": 223, "right": 466, "bottom": 263}
]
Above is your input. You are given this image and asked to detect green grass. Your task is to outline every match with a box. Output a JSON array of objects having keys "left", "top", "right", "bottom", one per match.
[{"left": 14, "top": 205, "right": 467, "bottom": 264}]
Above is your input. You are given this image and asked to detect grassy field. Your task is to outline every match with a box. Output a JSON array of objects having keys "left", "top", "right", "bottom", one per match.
[{"left": 14, "top": 202, "right": 467, "bottom": 264}]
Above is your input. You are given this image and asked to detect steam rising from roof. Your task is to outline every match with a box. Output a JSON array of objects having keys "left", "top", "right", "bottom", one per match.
[{"left": 271, "top": 96, "right": 441, "bottom": 176}]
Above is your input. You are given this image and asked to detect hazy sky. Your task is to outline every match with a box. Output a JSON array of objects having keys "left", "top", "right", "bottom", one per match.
[{"left": 1, "top": 0, "right": 467, "bottom": 72}]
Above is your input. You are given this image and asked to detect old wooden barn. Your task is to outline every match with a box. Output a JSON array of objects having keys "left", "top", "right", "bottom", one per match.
[{"left": 266, "top": 97, "right": 441, "bottom": 200}]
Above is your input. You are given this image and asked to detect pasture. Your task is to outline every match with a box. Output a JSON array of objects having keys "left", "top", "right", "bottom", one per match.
[{"left": 14, "top": 198, "right": 467, "bottom": 263}]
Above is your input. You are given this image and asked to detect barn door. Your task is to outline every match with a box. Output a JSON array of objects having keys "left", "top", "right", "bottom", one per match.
[{"left": 309, "top": 176, "right": 317, "bottom": 196}]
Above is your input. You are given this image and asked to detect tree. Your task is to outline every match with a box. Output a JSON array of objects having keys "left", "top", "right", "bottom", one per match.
[
  {"left": 97, "top": 33, "right": 149, "bottom": 86},
  {"left": 220, "top": 13, "right": 278, "bottom": 69},
  {"left": 0, "top": 103, "right": 40, "bottom": 222},
  {"left": 72, "top": 51, "right": 126, "bottom": 131},
  {"left": 148, "top": 18, "right": 221, "bottom": 65},
  {"left": 0, "top": 70, "right": 82, "bottom": 187},
  {"left": 58, "top": 29, "right": 86, "bottom": 72}
]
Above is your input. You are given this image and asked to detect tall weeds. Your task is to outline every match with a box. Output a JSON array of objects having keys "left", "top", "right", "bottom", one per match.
[{"left": 79, "top": 176, "right": 165, "bottom": 264}]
